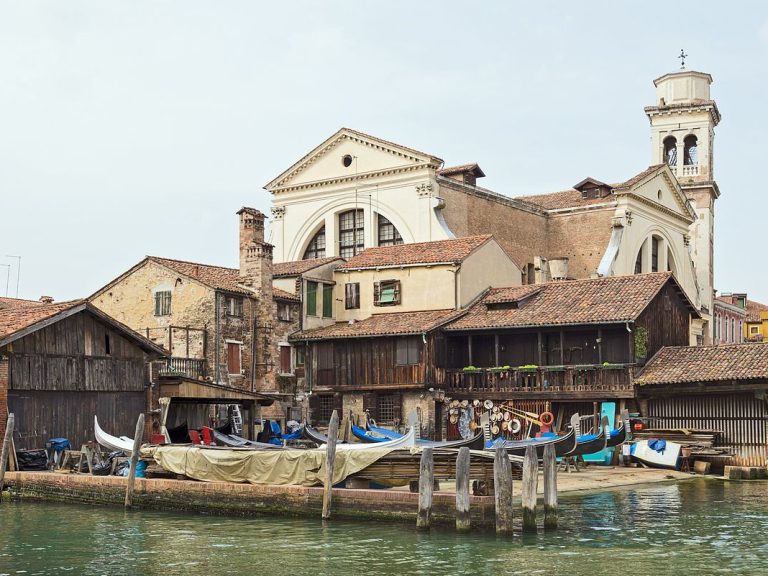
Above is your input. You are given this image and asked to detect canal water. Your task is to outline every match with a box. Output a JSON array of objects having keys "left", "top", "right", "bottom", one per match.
[{"left": 1, "top": 478, "right": 767, "bottom": 575}]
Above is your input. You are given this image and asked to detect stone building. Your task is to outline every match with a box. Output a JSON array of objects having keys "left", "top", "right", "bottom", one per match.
[
  {"left": 264, "top": 66, "right": 723, "bottom": 343},
  {"left": 713, "top": 293, "right": 746, "bottom": 345}
]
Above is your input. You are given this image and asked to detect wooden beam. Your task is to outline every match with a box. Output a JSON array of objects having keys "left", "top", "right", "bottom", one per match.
[
  {"left": 493, "top": 445, "right": 513, "bottom": 535},
  {"left": 321, "top": 410, "right": 339, "bottom": 520},
  {"left": 521, "top": 445, "right": 538, "bottom": 533},
  {"left": 543, "top": 443, "right": 558, "bottom": 530},
  {"left": 455, "top": 446, "right": 471, "bottom": 533},
  {"left": 0, "top": 414, "right": 15, "bottom": 498},
  {"left": 124, "top": 413, "right": 145, "bottom": 509}
]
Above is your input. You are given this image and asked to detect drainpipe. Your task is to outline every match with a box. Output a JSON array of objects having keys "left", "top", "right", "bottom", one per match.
[{"left": 449, "top": 265, "right": 461, "bottom": 309}]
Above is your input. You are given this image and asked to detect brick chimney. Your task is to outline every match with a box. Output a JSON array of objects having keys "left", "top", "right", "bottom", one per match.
[{"left": 237, "top": 207, "right": 273, "bottom": 301}]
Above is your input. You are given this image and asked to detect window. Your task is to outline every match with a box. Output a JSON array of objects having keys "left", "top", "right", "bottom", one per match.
[
  {"left": 396, "top": 337, "right": 421, "bottom": 365},
  {"left": 306, "top": 281, "right": 318, "bottom": 316},
  {"left": 279, "top": 345, "right": 292, "bottom": 374},
  {"left": 651, "top": 237, "right": 659, "bottom": 272},
  {"left": 316, "top": 395, "right": 335, "bottom": 424},
  {"left": 684, "top": 135, "right": 698, "bottom": 166},
  {"left": 303, "top": 227, "right": 326, "bottom": 260},
  {"left": 278, "top": 302, "right": 292, "bottom": 322},
  {"left": 377, "top": 215, "right": 403, "bottom": 247},
  {"left": 376, "top": 393, "right": 398, "bottom": 423},
  {"left": 227, "top": 342, "right": 242, "bottom": 375},
  {"left": 751, "top": 326, "right": 759, "bottom": 335},
  {"left": 295, "top": 346, "right": 305, "bottom": 367},
  {"left": 154, "top": 290, "right": 171, "bottom": 316},
  {"left": 663, "top": 136, "right": 677, "bottom": 166},
  {"left": 345, "top": 283, "right": 360, "bottom": 309},
  {"left": 226, "top": 296, "right": 243, "bottom": 317},
  {"left": 374, "top": 279, "right": 401, "bottom": 306},
  {"left": 104, "top": 334, "right": 111, "bottom": 356},
  {"left": 339, "top": 209, "right": 364, "bottom": 258},
  {"left": 322, "top": 284, "right": 333, "bottom": 318}
]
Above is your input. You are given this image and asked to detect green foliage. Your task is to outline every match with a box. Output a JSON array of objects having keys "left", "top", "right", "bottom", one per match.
[{"left": 634, "top": 326, "right": 648, "bottom": 359}]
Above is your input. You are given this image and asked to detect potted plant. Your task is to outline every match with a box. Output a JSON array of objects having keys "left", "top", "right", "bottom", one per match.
[
  {"left": 545, "top": 365, "right": 566, "bottom": 372},
  {"left": 601, "top": 362, "right": 626, "bottom": 370},
  {"left": 573, "top": 364, "right": 596, "bottom": 371},
  {"left": 462, "top": 365, "right": 482, "bottom": 373},
  {"left": 517, "top": 364, "right": 538, "bottom": 373}
]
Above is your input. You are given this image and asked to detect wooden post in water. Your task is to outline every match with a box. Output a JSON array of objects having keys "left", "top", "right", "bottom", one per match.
[
  {"left": 521, "top": 445, "right": 538, "bottom": 533},
  {"left": 124, "top": 413, "right": 145, "bottom": 509},
  {"left": 416, "top": 447, "right": 434, "bottom": 530},
  {"left": 0, "top": 413, "right": 15, "bottom": 499},
  {"left": 321, "top": 410, "right": 339, "bottom": 520},
  {"left": 543, "top": 443, "right": 558, "bottom": 530},
  {"left": 493, "top": 445, "right": 513, "bottom": 535},
  {"left": 455, "top": 446, "right": 471, "bottom": 532}
]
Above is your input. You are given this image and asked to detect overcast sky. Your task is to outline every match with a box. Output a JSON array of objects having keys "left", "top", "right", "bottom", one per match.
[{"left": 2, "top": 1, "right": 767, "bottom": 303}]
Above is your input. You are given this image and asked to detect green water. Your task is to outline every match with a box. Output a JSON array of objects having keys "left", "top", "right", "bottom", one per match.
[{"left": 1, "top": 479, "right": 767, "bottom": 575}]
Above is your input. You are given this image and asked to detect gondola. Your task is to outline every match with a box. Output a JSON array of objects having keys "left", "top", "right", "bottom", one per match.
[
  {"left": 570, "top": 427, "right": 608, "bottom": 457},
  {"left": 94, "top": 416, "right": 135, "bottom": 455},
  {"left": 302, "top": 424, "right": 347, "bottom": 446},
  {"left": 606, "top": 422, "right": 627, "bottom": 448},
  {"left": 303, "top": 424, "right": 416, "bottom": 450},
  {"left": 487, "top": 414, "right": 580, "bottom": 457},
  {"left": 352, "top": 423, "right": 486, "bottom": 450},
  {"left": 211, "top": 429, "right": 285, "bottom": 450}
]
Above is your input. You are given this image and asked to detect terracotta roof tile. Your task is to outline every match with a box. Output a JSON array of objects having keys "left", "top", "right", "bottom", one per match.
[
  {"left": 149, "top": 257, "right": 251, "bottom": 294},
  {"left": 292, "top": 309, "right": 463, "bottom": 340},
  {"left": 745, "top": 299, "right": 768, "bottom": 323},
  {"left": 273, "top": 287, "right": 300, "bottom": 302},
  {"left": 613, "top": 164, "right": 666, "bottom": 190},
  {"left": 273, "top": 257, "right": 344, "bottom": 277},
  {"left": 0, "top": 297, "right": 44, "bottom": 310},
  {"left": 516, "top": 189, "right": 615, "bottom": 210},
  {"left": 338, "top": 236, "right": 492, "bottom": 270},
  {"left": 635, "top": 343, "right": 768, "bottom": 385},
  {"left": 439, "top": 163, "right": 485, "bottom": 177},
  {"left": 0, "top": 300, "right": 85, "bottom": 340},
  {"left": 446, "top": 273, "right": 682, "bottom": 331}
]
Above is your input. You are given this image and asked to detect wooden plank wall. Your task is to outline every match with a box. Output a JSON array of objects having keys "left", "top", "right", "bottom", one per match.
[
  {"left": 636, "top": 282, "right": 691, "bottom": 359},
  {"left": 8, "top": 390, "right": 147, "bottom": 450}
]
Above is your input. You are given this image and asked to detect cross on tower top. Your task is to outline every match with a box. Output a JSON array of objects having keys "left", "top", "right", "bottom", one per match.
[{"left": 678, "top": 49, "right": 688, "bottom": 70}]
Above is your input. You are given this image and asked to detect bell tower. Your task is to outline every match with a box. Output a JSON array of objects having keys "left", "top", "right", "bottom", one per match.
[{"left": 645, "top": 64, "right": 721, "bottom": 343}]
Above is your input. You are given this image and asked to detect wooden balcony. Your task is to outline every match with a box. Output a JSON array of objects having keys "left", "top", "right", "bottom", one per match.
[
  {"left": 439, "top": 364, "right": 635, "bottom": 400},
  {"left": 155, "top": 357, "right": 208, "bottom": 381}
]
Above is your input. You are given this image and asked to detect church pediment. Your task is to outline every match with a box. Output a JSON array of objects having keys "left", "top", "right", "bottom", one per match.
[
  {"left": 615, "top": 165, "right": 696, "bottom": 222},
  {"left": 264, "top": 128, "right": 443, "bottom": 192}
]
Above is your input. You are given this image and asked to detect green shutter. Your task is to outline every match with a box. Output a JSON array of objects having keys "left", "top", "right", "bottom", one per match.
[
  {"left": 379, "top": 286, "right": 396, "bottom": 304},
  {"left": 322, "top": 284, "right": 333, "bottom": 318},
  {"left": 307, "top": 282, "right": 317, "bottom": 316}
]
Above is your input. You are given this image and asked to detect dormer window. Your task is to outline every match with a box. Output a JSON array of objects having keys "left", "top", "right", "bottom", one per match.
[{"left": 573, "top": 178, "right": 611, "bottom": 200}]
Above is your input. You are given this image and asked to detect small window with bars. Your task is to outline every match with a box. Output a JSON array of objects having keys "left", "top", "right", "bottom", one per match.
[
  {"left": 154, "top": 290, "right": 171, "bottom": 316},
  {"left": 374, "top": 280, "right": 401, "bottom": 306},
  {"left": 317, "top": 395, "right": 335, "bottom": 424},
  {"left": 345, "top": 283, "right": 360, "bottom": 309},
  {"left": 376, "top": 393, "right": 397, "bottom": 423}
]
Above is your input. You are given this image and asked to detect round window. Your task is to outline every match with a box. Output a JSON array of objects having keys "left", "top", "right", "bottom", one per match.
[{"left": 342, "top": 154, "right": 353, "bottom": 168}]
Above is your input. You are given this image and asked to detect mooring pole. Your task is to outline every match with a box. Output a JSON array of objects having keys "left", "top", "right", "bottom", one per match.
[
  {"left": 455, "top": 446, "right": 471, "bottom": 532},
  {"left": 521, "top": 445, "right": 538, "bottom": 533},
  {"left": 493, "top": 445, "right": 513, "bottom": 535},
  {"left": 543, "top": 443, "right": 558, "bottom": 530},
  {"left": 416, "top": 446, "right": 434, "bottom": 530},
  {"left": 321, "top": 410, "right": 339, "bottom": 520},
  {"left": 124, "top": 413, "right": 145, "bottom": 509},
  {"left": 0, "top": 414, "right": 15, "bottom": 499}
]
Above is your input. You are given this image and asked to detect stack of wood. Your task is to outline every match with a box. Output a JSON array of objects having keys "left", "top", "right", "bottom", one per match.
[{"left": 633, "top": 428, "right": 731, "bottom": 457}]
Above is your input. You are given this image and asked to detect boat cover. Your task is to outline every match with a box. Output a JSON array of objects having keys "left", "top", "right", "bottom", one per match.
[{"left": 142, "top": 445, "right": 397, "bottom": 487}]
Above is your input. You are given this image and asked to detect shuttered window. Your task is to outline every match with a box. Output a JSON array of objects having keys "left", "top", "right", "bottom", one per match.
[
  {"left": 154, "top": 291, "right": 171, "bottom": 316},
  {"left": 345, "top": 283, "right": 360, "bottom": 309},
  {"left": 280, "top": 345, "right": 292, "bottom": 374},
  {"left": 226, "top": 296, "right": 243, "bottom": 317},
  {"left": 395, "top": 337, "right": 421, "bottom": 365},
  {"left": 322, "top": 284, "right": 333, "bottom": 318},
  {"left": 227, "top": 342, "right": 242, "bottom": 375},
  {"left": 374, "top": 280, "right": 401, "bottom": 306},
  {"left": 306, "top": 281, "right": 318, "bottom": 316}
]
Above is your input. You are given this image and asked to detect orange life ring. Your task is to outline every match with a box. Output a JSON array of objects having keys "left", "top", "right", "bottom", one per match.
[{"left": 539, "top": 411, "right": 555, "bottom": 426}]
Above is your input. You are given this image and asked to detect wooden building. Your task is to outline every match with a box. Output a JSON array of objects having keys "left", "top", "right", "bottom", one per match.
[
  {"left": 0, "top": 300, "right": 166, "bottom": 450},
  {"left": 635, "top": 342, "right": 768, "bottom": 468}
]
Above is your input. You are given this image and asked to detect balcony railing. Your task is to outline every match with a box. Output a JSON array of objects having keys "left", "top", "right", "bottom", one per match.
[
  {"left": 440, "top": 364, "right": 634, "bottom": 396},
  {"left": 155, "top": 356, "right": 208, "bottom": 381},
  {"left": 671, "top": 164, "right": 699, "bottom": 177}
]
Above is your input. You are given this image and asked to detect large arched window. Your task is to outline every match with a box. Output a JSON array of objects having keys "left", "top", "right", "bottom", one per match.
[
  {"left": 651, "top": 236, "right": 660, "bottom": 272},
  {"left": 684, "top": 135, "right": 698, "bottom": 165},
  {"left": 338, "top": 209, "right": 364, "bottom": 258},
  {"left": 663, "top": 136, "right": 677, "bottom": 166},
  {"left": 303, "top": 227, "right": 326, "bottom": 260},
  {"left": 377, "top": 214, "right": 403, "bottom": 247},
  {"left": 634, "top": 241, "right": 643, "bottom": 274}
]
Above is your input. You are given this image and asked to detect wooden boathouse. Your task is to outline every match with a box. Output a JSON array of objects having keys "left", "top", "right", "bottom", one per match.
[
  {"left": 635, "top": 342, "right": 768, "bottom": 467},
  {"left": 0, "top": 300, "right": 166, "bottom": 450}
]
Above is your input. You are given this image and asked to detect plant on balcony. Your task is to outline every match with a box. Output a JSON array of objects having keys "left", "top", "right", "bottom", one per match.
[
  {"left": 545, "top": 365, "right": 566, "bottom": 372},
  {"left": 634, "top": 326, "right": 648, "bottom": 363},
  {"left": 601, "top": 362, "right": 626, "bottom": 370},
  {"left": 517, "top": 364, "right": 538, "bottom": 373},
  {"left": 573, "top": 364, "right": 596, "bottom": 371},
  {"left": 462, "top": 365, "right": 482, "bottom": 373},
  {"left": 488, "top": 365, "right": 511, "bottom": 373}
]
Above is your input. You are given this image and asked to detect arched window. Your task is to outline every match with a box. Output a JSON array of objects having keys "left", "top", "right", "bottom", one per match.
[
  {"left": 667, "top": 247, "right": 678, "bottom": 277},
  {"left": 663, "top": 136, "right": 677, "bottom": 166},
  {"left": 651, "top": 236, "right": 660, "bottom": 272},
  {"left": 338, "top": 209, "right": 364, "bottom": 258},
  {"left": 303, "top": 227, "right": 326, "bottom": 260},
  {"left": 377, "top": 214, "right": 403, "bottom": 247},
  {"left": 634, "top": 243, "right": 643, "bottom": 274},
  {"left": 684, "top": 135, "right": 698, "bottom": 165}
]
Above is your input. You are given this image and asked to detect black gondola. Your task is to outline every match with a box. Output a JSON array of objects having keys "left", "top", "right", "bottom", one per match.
[
  {"left": 352, "top": 423, "right": 486, "bottom": 450},
  {"left": 211, "top": 429, "right": 285, "bottom": 450},
  {"left": 606, "top": 422, "right": 627, "bottom": 448}
]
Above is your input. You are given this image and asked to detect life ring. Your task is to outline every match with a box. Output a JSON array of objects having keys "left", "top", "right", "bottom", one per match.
[
  {"left": 509, "top": 418, "right": 522, "bottom": 434},
  {"left": 539, "top": 411, "right": 555, "bottom": 426}
]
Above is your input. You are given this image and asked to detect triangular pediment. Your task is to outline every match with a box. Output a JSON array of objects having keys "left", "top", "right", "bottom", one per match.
[
  {"left": 264, "top": 128, "right": 443, "bottom": 192},
  {"left": 615, "top": 165, "right": 696, "bottom": 222}
]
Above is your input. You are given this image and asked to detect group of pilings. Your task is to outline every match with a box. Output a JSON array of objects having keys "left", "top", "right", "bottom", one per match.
[{"left": 319, "top": 410, "right": 558, "bottom": 533}]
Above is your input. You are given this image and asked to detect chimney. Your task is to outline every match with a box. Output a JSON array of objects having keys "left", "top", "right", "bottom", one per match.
[
  {"left": 548, "top": 257, "right": 569, "bottom": 281},
  {"left": 237, "top": 207, "right": 273, "bottom": 299},
  {"left": 39, "top": 296, "right": 54, "bottom": 304}
]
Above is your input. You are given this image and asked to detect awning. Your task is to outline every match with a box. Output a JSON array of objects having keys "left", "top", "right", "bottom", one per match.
[{"left": 158, "top": 376, "right": 276, "bottom": 406}]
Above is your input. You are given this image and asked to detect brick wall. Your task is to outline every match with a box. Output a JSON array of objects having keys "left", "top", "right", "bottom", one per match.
[{"left": 547, "top": 209, "right": 614, "bottom": 278}]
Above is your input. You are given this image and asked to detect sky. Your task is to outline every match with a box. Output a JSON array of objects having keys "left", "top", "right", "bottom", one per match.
[{"left": 1, "top": 1, "right": 767, "bottom": 303}]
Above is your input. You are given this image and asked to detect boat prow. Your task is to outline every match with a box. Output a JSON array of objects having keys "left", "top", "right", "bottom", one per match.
[{"left": 94, "top": 415, "right": 135, "bottom": 455}]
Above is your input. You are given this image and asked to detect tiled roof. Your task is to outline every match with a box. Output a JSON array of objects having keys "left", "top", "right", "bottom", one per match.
[
  {"left": 613, "top": 165, "right": 665, "bottom": 190},
  {"left": 439, "top": 163, "right": 485, "bottom": 177},
  {"left": 0, "top": 300, "right": 85, "bottom": 340},
  {"left": 635, "top": 343, "right": 768, "bottom": 385},
  {"left": 446, "top": 273, "right": 685, "bottom": 331},
  {"left": 338, "top": 235, "right": 492, "bottom": 270},
  {"left": 745, "top": 299, "right": 768, "bottom": 323},
  {"left": 273, "top": 257, "right": 344, "bottom": 278},
  {"left": 149, "top": 257, "right": 252, "bottom": 295},
  {"left": 0, "top": 297, "right": 44, "bottom": 310},
  {"left": 291, "top": 309, "right": 463, "bottom": 340},
  {"left": 273, "top": 287, "right": 300, "bottom": 302}
]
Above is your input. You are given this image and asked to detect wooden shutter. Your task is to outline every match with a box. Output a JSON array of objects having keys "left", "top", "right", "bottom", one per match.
[
  {"left": 227, "top": 343, "right": 241, "bottom": 375},
  {"left": 306, "top": 282, "right": 317, "bottom": 316},
  {"left": 392, "top": 391, "right": 402, "bottom": 423},
  {"left": 322, "top": 284, "right": 333, "bottom": 318},
  {"left": 373, "top": 282, "right": 381, "bottom": 306},
  {"left": 308, "top": 393, "right": 321, "bottom": 424},
  {"left": 395, "top": 338, "right": 407, "bottom": 365},
  {"left": 280, "top": 346, "right": 291, "bottom": 374},
  {"left": 433, "top": 335, "right": 446, "bottom": 368}
]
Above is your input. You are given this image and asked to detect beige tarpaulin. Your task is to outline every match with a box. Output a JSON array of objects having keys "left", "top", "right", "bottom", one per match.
[{"left": 142, "top": 445, "right": 395, "bottom": 487}]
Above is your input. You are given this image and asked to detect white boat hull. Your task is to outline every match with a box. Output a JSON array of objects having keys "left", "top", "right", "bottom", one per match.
[
  {"left": 94, "top": 415, "right": 135, "bottom": 455},
  {"left": 333, "top": 426, "right": 417, "bottom": 451},
  {"left": 630, "top": 439, "right": 681, "bottom": 470}
]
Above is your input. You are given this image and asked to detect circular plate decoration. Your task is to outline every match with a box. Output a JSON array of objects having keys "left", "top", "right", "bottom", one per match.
[
  {"left": 460, "top": 399, "right": 469, "bottom": 408},
  {"left": 449, "top": 408, "right": 458, "bottom": 415},
  {"left": 449, "top": 415, "right": 458, "bottom": 424},
  {"left": 491, "top": 424, "right": 500, "bottom": 435},
  {"left": 501, "top": 420, "right": 509, "bottom": 431},
  {"left": 484, "top": 400, "right": 494, "bottom": 410},
  {"left": 492, "top": 406, "right": 500, "bottom": 413},
  {"left": 473, "top": 399, "right": 481, "bottom": 407},
  {"left": 503, "top": 412, "right": 511, "bottom": 421},
  {"left": 510, "top": 418, "right": 522, "bottom": 434},
  {"left": 451, "top": 400, "right": 460, "bottom": 408}
]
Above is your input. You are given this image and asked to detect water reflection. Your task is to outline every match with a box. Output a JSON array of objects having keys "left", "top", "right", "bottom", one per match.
[{"left": 1, "top": 478, "right": 768, "bottom": 575}]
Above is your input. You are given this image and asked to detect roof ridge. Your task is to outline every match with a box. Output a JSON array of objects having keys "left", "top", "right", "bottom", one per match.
[{"left": 148, "top": 255, "right": 238, "bottom": 272}]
